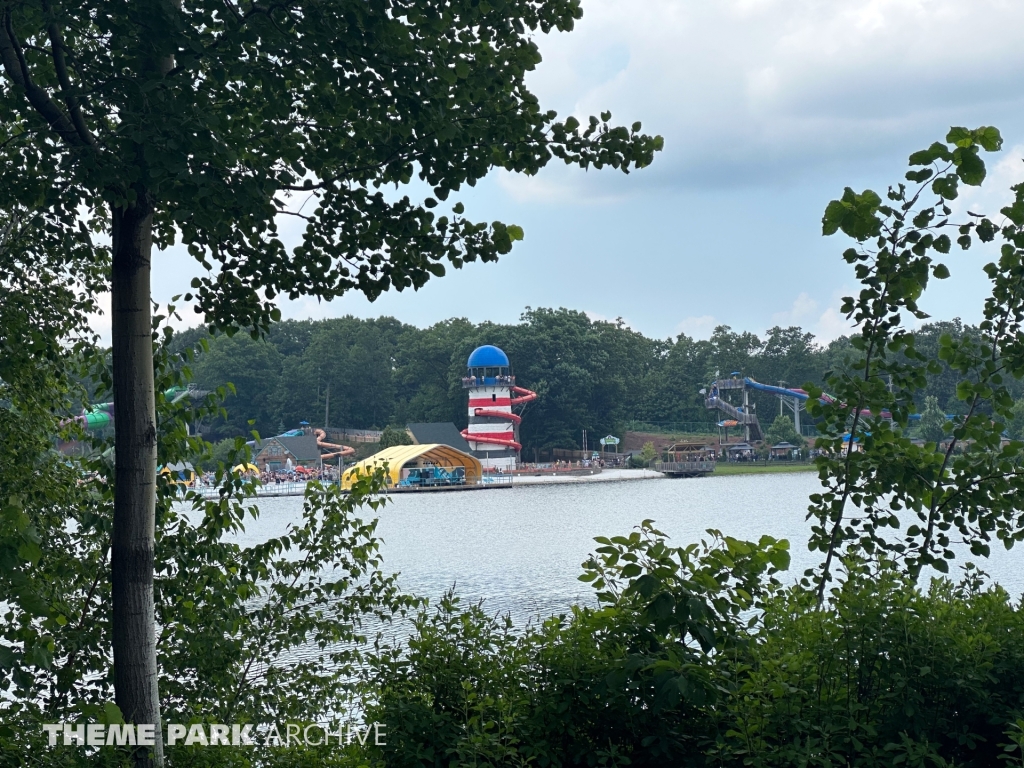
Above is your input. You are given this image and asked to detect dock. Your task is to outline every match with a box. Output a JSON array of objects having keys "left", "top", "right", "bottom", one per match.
[{"left": 652, "top": 460, "right": 715, "bottom": 478}]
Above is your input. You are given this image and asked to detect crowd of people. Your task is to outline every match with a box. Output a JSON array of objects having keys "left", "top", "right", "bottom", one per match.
[
  {"left": 517, "top": 455, "right": 626, "bottom": 471},
  {"left": 193, "top": 465, "right": 342, "bottom": 487},
  {"left": 461, "top": 374, "right": 515, "bottom": 386}
]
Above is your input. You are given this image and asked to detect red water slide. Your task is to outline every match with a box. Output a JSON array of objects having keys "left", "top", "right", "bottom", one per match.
[
  {"left": 461, "top": 430, "right": 523, "bottom": 451},
  {"left": 461, "top": 384, "right": 536, "bottom": 451},
  {"left": 474, "top": 409, "right": 523, "bottom": 423},
  {"left": 315, "top": 428, "right": 355, "bottom": 460},
  {"left": 510, "top": 386, "right": 537, "bottom": 406}
]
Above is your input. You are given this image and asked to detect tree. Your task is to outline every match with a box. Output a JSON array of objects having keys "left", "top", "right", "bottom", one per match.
[
  {"left": 0, "top": 209, "right": 109, "bottom": 736},
  {"left": 392, "top": 317, "right": 477, "bottom": 427},
  {"left": 763, "top": 414, "right": 802, "bottom": 448},
  {"left": 639, "top": 441, "right": 658, "bottom": 467},
  {"left": 190, "top": 333, "right": 283, "bottom": 438},
  {"left": 808, "top": 125, "right": 1024, "bottom": 599},
  {"left": 378, "top": 424, "right": 413, "bottom": 449},
  {"left": 0, "top": 2, "right": 661, "bottom": 762},
  {"left": 1009, "top": 397, "right": 1024, "bottom": 441},
  {"left": 917, "top": 395, "right": 947, "bottom": 445},
  {"left": 200, "top": 437, "right": 239, "bottom": 471}
]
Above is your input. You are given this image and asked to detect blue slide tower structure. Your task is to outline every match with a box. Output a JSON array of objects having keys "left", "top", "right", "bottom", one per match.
[
  {"left": 705, "top": 375, "right": 919, "bottom": 443},
  {"left": 460, "top": 345, "right": 537, "bottom": 470}
]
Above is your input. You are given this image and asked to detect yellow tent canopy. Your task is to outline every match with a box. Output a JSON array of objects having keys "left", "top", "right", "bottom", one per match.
[
  {"left": 158, "top": 462, "right": 196, "bottom": 485},
  {"left": 342, "top": 444, "right": 482, "bottom": 491},
  {"left": 232, "top": 463, "right": 259, "bottom": 473}
]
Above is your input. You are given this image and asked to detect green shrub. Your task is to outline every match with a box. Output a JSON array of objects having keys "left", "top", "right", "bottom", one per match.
[{"left": 363, "top": 530, "right": 1024, "bottom": 768}]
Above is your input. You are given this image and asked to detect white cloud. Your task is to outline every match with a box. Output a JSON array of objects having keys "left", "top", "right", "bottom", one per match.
[
  {"left": 496, "top": 167, "right": 630, "bottom": 205},
  {"left": 525, "top": 0, "right": 1024, "bottom": 196},
  {"left": 771, "top": 290, "right": 855, "bottom": 342},
  {"left": 814, "top": 306, "right": 854, "bottom": 342},
  {"left": 675, "top": 314, "right": 718, "bottom": 339},
  {"left": 951, "top": 143, "right": 1024, "bottom": 220},
  {"left": 771, "top": 291, "right": 818, "bottom": 326},
  {"left": 101, "top": 0, "right": 1024, "bottom": 341}
]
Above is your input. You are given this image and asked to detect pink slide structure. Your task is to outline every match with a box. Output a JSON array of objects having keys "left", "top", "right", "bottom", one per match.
[
  {"left": 510, "top": 386, "right": 538, "bottom": 406},
  {"left": 461, "top": 385, "right": 537, "bottom": 451},
  {"left": 315, "top": 428, "right": 355, "bottom": 460}
]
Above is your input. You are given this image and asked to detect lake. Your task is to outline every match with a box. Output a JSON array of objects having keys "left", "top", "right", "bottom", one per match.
[{"left": 238, "top": 472, "right": 1024, "bottom": 624}]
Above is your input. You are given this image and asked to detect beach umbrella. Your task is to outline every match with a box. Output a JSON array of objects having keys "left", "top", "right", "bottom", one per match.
[{"left": 232, "top": 463, "right": 259, "bottom": 473}]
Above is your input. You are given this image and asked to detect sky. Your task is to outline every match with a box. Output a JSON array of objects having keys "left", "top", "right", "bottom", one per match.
[{"left": 95, "top": 0, "right": 1024, "bottom": 345}]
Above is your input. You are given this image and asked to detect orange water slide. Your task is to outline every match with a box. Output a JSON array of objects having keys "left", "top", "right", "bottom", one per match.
[
  {"left": 474, "top": 408, "right": 523, "bottom": 423},
  {"left": 460, "top": 430, "right": 523, "bottom": 451},
  {"left": 510, "top": 385, "right": 537, "bottom": 406},
  {"left": 315, "top": 428, "right": 355, "bottom": 460}
]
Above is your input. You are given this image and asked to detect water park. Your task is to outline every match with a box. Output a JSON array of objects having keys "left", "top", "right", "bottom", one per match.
[
  {"left": 229, "top": 344, "right": 543, "bottom": 492},
  {"left": 64, "top": 349, "right": 881, "bottom": 496},
  {"left": 60, "top": 348, "right": 846, "bottom": 495},
  {"left": 702, "top": 372, "right": 924, "bottom": 444}
]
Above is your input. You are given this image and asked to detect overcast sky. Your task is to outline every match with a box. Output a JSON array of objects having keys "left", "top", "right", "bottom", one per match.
[{"left": 102, "top": 0, "right": 1024, "bottom": 344}]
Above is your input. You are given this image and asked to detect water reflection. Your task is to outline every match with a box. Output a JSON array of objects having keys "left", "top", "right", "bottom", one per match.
[{"left": 241, "top": 473, "right": 1024, "bottom": 625}]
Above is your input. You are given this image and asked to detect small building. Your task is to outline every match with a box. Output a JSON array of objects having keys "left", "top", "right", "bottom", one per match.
[
  {"left": 406, "top": 422, "right": 473, "bottom": 452},
  {"left": 770, "top": 441, "right": 798, "bottom": 459},
  {"left": 253, "top": 433, "right": 322, "bottom": 472},
  {"left": 726, "top": 442, "right": 755, "bottom": 461},
  {"left": 342, "top": 444, "right": 482, "bottom": 491}
]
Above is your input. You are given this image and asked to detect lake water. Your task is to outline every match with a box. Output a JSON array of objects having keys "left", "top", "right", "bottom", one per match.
[{"left": 238, "top": 472, "right": 1024, "bottom": 623}]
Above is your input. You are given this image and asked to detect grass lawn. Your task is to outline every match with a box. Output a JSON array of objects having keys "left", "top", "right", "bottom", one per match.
[{"left": 713, "top": 462, "right": 817, "bottom": 475}]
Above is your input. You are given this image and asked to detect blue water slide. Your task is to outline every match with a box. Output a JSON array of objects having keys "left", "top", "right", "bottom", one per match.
[
  {"left": 743, "top": 378, "right": 815, "bottom": 402},
  {"left": 742, "top": 377, "right": 923, "bottom": 421}
]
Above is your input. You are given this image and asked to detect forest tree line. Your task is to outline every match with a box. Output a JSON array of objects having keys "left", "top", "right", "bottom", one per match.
[{"left": 170, "top": 308, "right": 1000, "bottom": 451}]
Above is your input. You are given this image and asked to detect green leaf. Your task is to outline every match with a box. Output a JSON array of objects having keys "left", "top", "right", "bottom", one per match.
[
  {"left": 932, "top": 175, "right": 959, "bottom": 200},
  {"left": 976, "top": 125, "right": 1003, "bottom": 151},
  {"left": 822, "top": 200, "right": 847, "bottom": 236},
  {"left": 17, "top": 541, "right": 41, "bottom": 565},
  {"left": 946, "top": 126, "right": 973, "bottom": 147},
  {"left": 932, "top": 263, "right": 950, "bottom": 279},
  {"left": 954, "top": 147, "right": 986, "bottom": 186},
  {"left": 909, "top": 142, "right": 952, "bottom": 165}
]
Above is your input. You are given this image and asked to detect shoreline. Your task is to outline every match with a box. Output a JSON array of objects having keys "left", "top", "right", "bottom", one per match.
[
  {"left": 188, "top": 463, "right": 817, "bottom": 499},
  {"left": 712, "top": 462, "right": 817, "bottom": 476}
]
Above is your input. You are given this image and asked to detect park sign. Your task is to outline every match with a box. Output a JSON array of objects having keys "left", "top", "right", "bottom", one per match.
[{"left": 599, "top": 435, "right": 620, "bottom": 446}]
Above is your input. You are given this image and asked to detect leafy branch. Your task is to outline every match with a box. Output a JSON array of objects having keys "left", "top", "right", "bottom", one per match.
[{"left": 806, "top": 126, "right": 1024, "bottom": 599}]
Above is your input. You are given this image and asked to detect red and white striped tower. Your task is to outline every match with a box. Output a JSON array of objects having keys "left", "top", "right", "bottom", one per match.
[{"left": 460, "top": 345, "right": 536, "bottom": 471}]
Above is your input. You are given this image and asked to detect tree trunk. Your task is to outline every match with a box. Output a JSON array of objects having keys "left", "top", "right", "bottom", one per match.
[{"left": 110, "top": 202, "right": 164, "bottom": 767}]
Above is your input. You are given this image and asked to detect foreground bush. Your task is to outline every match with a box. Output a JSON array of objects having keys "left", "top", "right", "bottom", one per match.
[{"left": 366, "top": 528, "right": 1024, "bottom": 768}]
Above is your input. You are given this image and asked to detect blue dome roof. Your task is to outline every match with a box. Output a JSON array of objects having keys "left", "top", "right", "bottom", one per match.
[{"left": 467, "top": 345, "right": 509, "bottom": 368}]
